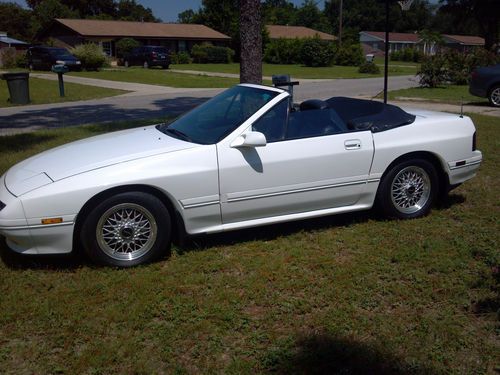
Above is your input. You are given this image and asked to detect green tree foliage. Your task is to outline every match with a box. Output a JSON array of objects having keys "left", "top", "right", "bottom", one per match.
[
  {"left": 0, "top": 2, "right": 33, "bottom": 41},
  {"left": 30, "top": 0, "right": 78, "bottom": 36},
  {"left": 23, "top": 0, "right": 158, "bottom": 37},
  {"left": 261, "top": 0, "right": 296, "bottom": 26},
  {"left": 294, "top": 0, "right": 331, "bottom": 33},
  {"left": 333, "top": 43, "right": 364, "bottom": 66},
  {"left": 435, "top": 0, "right": 499, "bottom": 50}
]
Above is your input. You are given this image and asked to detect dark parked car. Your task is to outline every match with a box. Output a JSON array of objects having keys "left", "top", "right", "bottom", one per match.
[
  {"left": 27, "top": 46, "right": 81, "bottom": 71},
  {"left": 123, "top": 46, "right": 170, "bottom": 69},
  {"left": 469, "top": 64, "right": 500, "bottom": 107}
]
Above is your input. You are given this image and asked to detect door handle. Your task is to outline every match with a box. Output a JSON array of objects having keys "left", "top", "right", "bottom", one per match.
[{"left": 344, "top": 139, "right": 361, "bottom": 150}]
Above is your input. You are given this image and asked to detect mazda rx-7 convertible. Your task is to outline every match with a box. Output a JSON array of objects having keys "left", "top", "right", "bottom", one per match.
[{"left": 0, "top": 83, "right": 482, "bottom": 267}]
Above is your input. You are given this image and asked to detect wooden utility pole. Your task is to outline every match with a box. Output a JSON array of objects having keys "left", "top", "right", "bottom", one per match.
[{"left": 240, "top": 0, "right": 262, "bottom": 84}]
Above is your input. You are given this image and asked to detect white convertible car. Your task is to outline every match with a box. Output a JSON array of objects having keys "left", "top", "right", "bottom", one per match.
[{"left": 0, "top": 83, "right": 482, "bottom": 266}]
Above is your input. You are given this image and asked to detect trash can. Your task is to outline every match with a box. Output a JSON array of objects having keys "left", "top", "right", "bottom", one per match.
[
  {"left": 1, "top": 72, "right": 30, "bottom": 105},
  {"left": 365, "top": 54, "right": 375, "bottom": 63}
]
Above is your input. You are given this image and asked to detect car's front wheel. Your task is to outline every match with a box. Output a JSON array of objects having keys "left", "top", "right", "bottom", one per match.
[
  {"left": 81, "top": 192, "right": 171, "bottom": 267},
  {"left": 377, "top": 159, "right": 438, "bottom": 219},
  {"left": 488, "top": 84, "right": 500, "bottom": 107}
]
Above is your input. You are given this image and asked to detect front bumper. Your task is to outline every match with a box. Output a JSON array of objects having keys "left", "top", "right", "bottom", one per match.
[{"left": 0, "top": 174, "right": 74, "bottom": 255}]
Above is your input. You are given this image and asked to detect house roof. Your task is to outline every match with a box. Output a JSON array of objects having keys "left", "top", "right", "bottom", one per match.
[
  {"left": 0, "top": 32, "right": 28, "bottom": 45},
  {"left": 54, "top": 19, "right": 231, "bottom": 40},
  {"left": 361, "top": 31, "right": 485, "bottom": 46},
  {"left": 443, "top": 34, "right": 484, "bottom": 46},
  {"left": 266, "top": 25, "right": 336, "bottom": 41},
  {"left": 361, "top": 31, "right": 420, "bottom": 43}
]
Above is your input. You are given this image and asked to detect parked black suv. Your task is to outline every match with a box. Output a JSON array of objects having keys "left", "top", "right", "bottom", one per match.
[
  {"left": 469, "top": 64, "right": 500, "bottom": 107},
  {"left": 27, "top": 46, "right": 82, "bottom": 71},
  {"left": 123, "top": 46, "right": 170, "bottom": 69}
]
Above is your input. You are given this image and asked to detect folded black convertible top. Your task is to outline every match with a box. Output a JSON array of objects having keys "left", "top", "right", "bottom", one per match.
[{"left": 326, "top": 97, "right": 416, "bottom": 133}]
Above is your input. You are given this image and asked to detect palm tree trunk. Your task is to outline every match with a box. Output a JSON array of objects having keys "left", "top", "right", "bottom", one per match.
[{"left": 240, "top": 0, "right": 262, "bottom": 84}]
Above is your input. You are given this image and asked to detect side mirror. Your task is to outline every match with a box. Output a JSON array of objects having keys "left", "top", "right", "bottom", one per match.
[{"left": 230, "top": 131, "right": 267, "bottom": 148}]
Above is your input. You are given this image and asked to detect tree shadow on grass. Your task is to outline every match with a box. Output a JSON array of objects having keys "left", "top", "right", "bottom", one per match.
[{"left": 263, "top": 333, "right": 439, "bottom": 374}]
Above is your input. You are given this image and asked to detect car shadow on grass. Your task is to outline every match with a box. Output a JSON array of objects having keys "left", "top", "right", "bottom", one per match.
[
  {"left": 262, "top": 333, "right": 438, "bottom": 374},
  {"left": 177, "top": 192, "right": 466, "bottom": 255},
  {"left": 0, "top": 193, "right": 467, "bottom": 269}
]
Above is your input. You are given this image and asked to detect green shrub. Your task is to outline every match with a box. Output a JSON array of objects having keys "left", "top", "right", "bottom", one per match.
[
  {"left": 391, "top": 48, "right": 423, "bottom": 63},
  {"left": 443, "top": 49, "right": 469, "bottom": 85},
  {"left": 418, "top": 55, "right": 447, "bottom": 87},
  {"left": 115, "top": 38, "right": 140, "bottom": 58},
  {"left": 263, "top": 38, "right": 303, "bottom": 64},
  {"left": 300, "top": 36, "right": 335, "bottom": 67},
  {"left": 333, "top": 44, "right": 364, "bottom": 66},
  {"left": 15, "top": 51, "right": 28, "bottom": 68},
  {"left": 70, "top": 43, "right": 107, "bottom": 71},
  {"left": 190, "top": 43, "right": 235, "bottom": 63},
  {"left": 465, "top": 47, "right": 500, "bottom": 71},
  {"left": 0, "top": 48, "right": 17, "bottom": 69},
  {"left": 170, "top": 51, "right": 192, "bottom": 64},
  {"left": 358, "top": 62, "right": 380, "bottom": 74}
]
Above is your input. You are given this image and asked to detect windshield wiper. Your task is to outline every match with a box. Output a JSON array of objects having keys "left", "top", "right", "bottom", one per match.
[{"left": 164, "top": 127, "right": 193, "bottom": 142}]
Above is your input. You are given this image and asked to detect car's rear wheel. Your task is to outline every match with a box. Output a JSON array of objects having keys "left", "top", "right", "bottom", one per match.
[
  {"left": 81, "top": 192, "right": 171, "bottom": 267},
  {"left": 488, "top": 84, "right": 500, "bottom": 107},
  {"left": 377, "top": 159, "right": 438, "bottom": 219}
]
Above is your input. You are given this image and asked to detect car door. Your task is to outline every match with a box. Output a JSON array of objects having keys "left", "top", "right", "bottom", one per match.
[{"left": 217, "top": 98, "right": 375, "bottom": 224}]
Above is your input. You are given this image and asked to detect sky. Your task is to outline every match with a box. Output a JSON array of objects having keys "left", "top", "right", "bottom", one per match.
[{"left": 6, "top": 0, "right": 439, "bottom": 22}]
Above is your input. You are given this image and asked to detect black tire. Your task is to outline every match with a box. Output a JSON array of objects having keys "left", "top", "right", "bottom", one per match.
[
  {"left": 376, "top": 159, "right": 439, "bottom": 219},
  {"left": 488, "top": 84, "right": 500, "bottom": 107},
  {"left": 81, "top": 192, "right": 171, "bottom": 267}
]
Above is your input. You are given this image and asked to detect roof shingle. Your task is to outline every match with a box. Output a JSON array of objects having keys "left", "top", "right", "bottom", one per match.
[
  {"left": 266, "top": 25, "right": 336, "bottom": 41},
  {"left": 55, "top": 19, "right": 231, "bottom": 40}
]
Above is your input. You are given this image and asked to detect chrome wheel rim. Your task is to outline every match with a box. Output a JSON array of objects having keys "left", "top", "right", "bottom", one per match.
[
  {"left": 491, "top": 87, "right": 500, "bottom": 106},
  {"left": 96, "top": 203, "right": 157, "bottom": 261},
  {"left": 391, "top": 166, "right": 431, "bottom": 214}
]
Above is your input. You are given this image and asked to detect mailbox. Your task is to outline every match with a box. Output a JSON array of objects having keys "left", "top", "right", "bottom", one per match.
[
  {"left": 51, "top": 64, "right": 69, "bottom": 74},
  {"left": 51, "top": 64, "right": 69, "bottom": 97}
]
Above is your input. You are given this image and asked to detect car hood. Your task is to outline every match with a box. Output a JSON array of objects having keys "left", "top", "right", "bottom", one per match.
[{"left": 5, "top": 125, "right": 196, "bottom": 196}]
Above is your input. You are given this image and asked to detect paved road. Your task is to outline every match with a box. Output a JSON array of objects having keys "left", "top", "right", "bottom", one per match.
[{"left": 0, "top": 74, "right": 424, "bottom": 135}]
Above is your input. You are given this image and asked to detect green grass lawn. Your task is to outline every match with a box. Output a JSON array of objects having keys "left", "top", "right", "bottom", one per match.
[
  {"left": 69, "top": 68, "right": 240, "bottom": 88},
  {"left": 172, "top": 62, "right": 417, "bottom": 79},
  {"left": 0, "top": 115, "right": 498, "bottom": 373},
  {"left": 387, "top": 85, "right": 489, "bottom": 105},
  {"left": 0, "top": 77, "right": 127, "bottom": 108}
]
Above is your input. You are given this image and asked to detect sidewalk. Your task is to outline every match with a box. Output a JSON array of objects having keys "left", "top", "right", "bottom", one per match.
[{"left": 30, "top": 73, "right": 214, "bottom": 97}]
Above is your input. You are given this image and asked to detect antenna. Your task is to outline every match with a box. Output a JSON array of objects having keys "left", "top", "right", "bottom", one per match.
[{"left": 460, "top": 97, "right": 464, "bottom": 118}]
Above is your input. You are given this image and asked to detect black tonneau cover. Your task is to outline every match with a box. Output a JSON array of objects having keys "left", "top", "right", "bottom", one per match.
[{"left": 326, "top": 97, "right": 416, "bottom": 133}]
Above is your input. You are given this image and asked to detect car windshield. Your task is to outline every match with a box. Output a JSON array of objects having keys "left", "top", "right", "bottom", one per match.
[
  {"left": 157, "top": 86, "right": 279, "bottom": 144},
  {"left": 50, "top": 49, "right": 73, "bottom": 58}
]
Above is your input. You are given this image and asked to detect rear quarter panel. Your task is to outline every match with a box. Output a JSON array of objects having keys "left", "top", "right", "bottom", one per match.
[{"left": 370, "top": 111, "right": 477, "bottom": 179}]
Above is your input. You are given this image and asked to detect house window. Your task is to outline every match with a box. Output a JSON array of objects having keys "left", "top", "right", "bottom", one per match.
[
  {"left": 101, "top": 41, "right": 112, "bottom": 56},
  {"left": 178, "top": 40, "right": 187, "bottom": 52}
]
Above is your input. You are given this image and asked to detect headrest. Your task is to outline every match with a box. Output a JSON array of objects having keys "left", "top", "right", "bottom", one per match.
[{"left": 299, "top": 99, "right": 329, "bottom": 111}]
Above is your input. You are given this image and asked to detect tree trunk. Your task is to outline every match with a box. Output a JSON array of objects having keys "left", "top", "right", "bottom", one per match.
[{"left": 239, "top": 0, "right": 262, "bottom": 84}]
